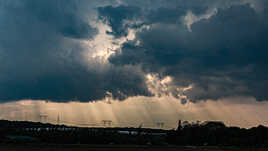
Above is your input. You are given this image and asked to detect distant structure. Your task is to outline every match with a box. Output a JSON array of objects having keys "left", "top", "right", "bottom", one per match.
[
  {"left": 102, "top": 120, "right": 112, "bottom": 127},
  {"left": 39, "top": 114, "right": 48, "bottom": 123},
  {"left": 156, "top": 122, "right": 165, "bottom": 129},
  {"left": 57, "top": 114, "right": 60, "bottom": 125},
  {"left": 177, "top": 120, "right": 182, "bottom": 131},
  {"left": 138, "top": 123, "right": 143, "bottom": 129}
]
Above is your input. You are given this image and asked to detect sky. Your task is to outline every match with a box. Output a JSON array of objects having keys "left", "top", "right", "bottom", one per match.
[{"left": 0, "top": 0, "right": 268, "bottom": 128}]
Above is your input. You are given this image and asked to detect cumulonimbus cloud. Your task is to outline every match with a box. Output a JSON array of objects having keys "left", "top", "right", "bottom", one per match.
[
  {"left": 0, "top": 0, "right": 267, "bottom": 103},
  {"left": 0, "top": 0, "right": 150, "bottom": 103},
  {"left": 108, "top": 0, "right": 268, "bottom": 101}
]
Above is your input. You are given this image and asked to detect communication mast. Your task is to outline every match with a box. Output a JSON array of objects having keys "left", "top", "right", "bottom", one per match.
[
  {"left": 102, "top": 120, "right": 112, "bottom": 127},
  {"left": 156, "top": 122, "right": 165, "bottom": 129},
  {"left": 39, "top": 114, "right": 48, "bottom": 123},
  {"left": 57, "top": 114, "right": 60, "bottom": 125}
]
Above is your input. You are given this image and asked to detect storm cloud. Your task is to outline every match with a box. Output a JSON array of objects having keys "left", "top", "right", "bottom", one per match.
[
  {"left": 0, "top": 0, "right": 150, "bottom": 102},
  {"left": 108, "top": 0, "right": 268, "bottom": 101},
  {"left": 0, "top": 0, "right": 268, "bottom": 103}
]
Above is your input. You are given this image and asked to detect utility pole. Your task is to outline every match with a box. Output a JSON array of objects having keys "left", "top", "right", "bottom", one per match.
[
  {"left": 156, "top": 122, "right": 165, "bottom": 129},
  {"left": 39, "top": 114, "right": 48, "bottom": 123},
  {"left": 57, "top": 114, "right": 60, "bottom": 125},
  {"left": 102, "top": 120, "right": 112, "bottom": 127}
]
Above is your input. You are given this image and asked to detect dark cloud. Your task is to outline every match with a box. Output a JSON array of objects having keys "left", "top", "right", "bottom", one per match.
[
  {"left": 109, "top": 2, "right": 268, "bottom": 101},
  {"left": 0, "top": 65, "right": 150, "bottom": 102},
  {"left": 98, "top": 5, "right": 142, "bottom": 38},
  {"left": 0, "top": 0, "right": 150, "bottom": 103},
  {"left": 1, "top": 0, "right": 268, "bottom": 103}
]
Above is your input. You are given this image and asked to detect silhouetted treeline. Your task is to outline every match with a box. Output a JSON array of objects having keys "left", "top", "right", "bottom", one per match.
[
  {"left": 167, "top": 120, "right": 268, "bottom": 147},
  {"left": 0, "top": 120, "right": 268, "bottom": 147}
]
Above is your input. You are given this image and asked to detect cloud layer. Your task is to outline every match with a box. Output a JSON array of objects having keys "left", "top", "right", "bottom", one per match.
[
  {"left": 0, "top": 0, "right": 150, "bottom": 102},
  {"left": 109, "top": 0, "right": 268, "bottom": 101},
  {"left": 0, "top": 0, "right": 267, "bottom": 102}
]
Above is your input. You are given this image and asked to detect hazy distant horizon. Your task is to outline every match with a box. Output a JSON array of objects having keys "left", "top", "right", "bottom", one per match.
[{"left": 1, "top": 96, "right": 267, "bottom": 129}]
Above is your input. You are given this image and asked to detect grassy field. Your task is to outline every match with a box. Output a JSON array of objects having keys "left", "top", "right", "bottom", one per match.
[
  {"left": 1, "top": 144, "right": 267, "bottom": 151},
  {"left": 0, "top": 144, "right": 226, "bottom": 151},
  {"left": 224, "top": 147, "right": 268, "bottom": 151}
]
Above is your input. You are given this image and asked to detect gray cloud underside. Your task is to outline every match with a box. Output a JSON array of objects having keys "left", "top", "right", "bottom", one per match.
[
  {"left": 108, "top": 0, "right": 268, "bottom": 101},
  {"left": 0, "top": 0, "right": 150, "bottom": 102},
  {"left": 0, "top": 0, "right": 268, "bottom": 102}
]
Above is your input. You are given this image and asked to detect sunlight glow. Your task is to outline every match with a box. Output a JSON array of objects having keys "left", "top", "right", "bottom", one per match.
[
  {"left": 82, "top": 22, "right": 137, "bottom": 64},
  {"left": 1, "top": 96, "right": 268, "bottom": 129},
  {"left": 183, "top": 8, "right": 218, "bottom": 32}
]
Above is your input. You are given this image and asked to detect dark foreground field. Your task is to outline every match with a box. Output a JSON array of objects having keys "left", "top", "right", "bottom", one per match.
[
  {"left": 1, "top": 120, "right": 268, "bottom": 151},
  {"left": 0, "top": 144, "right": 221, "bottom": 151},
  {"left": 0, "top": 144, "right": 267, "bottom": 151}
]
